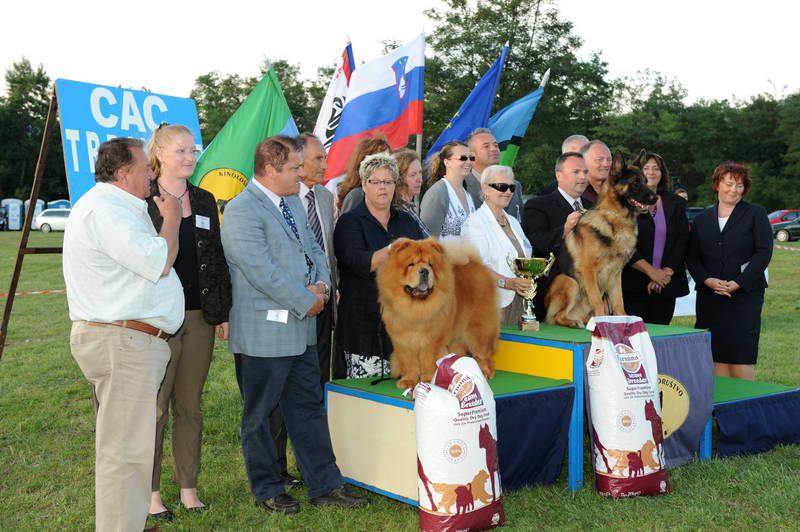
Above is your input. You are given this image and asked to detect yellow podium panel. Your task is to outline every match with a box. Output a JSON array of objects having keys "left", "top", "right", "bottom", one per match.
[{"left": 495, "top": 339, "right": 574, "bottom": 381}]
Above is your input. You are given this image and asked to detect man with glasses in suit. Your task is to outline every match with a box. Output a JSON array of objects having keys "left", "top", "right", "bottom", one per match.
[{"left": 221, "top": 135, "right": 367, "bottom": 514}]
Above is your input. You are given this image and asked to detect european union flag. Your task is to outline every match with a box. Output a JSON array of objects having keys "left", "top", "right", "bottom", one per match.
[{"left": 426, "top": 44, "right": 509, "bottom": 159}]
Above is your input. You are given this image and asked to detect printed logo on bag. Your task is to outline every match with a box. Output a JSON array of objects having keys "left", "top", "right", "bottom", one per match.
[
  {"left": 589, "top": 347, "right": 605, "bottom": 369},
  {"left": 614, "top": 343, "right": 648, "bottom": 385},
  {"left": 443, "top": 438, "right": 468, "bottom": 463},
  {"left": 448, "top": 373, "right": 484, "bottom": 409},
  {"left": 658, "top": 374, "right": 690, "bottom": 438},
  {"left": 616, "top": 410, "right": 637, "bottom": 432}
]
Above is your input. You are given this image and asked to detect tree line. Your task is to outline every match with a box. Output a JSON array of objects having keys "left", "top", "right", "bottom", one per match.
[{"left": 1, "top": 0, "right": 798, "bottom": 210}]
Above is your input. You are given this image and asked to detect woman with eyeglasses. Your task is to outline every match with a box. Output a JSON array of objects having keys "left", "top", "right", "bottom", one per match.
[
  {"left": 336, "top": 134, "right": 392, "bottom": 215},
  {"left": 392, "top": 148, "right": 430, "bottom": 236},
  {"left": 461, "top": 165, "right": 534, "bottom": 326},
  {"left": 333, "top": 153, "right": 426, "bottom": 378},
  {"left": 621, "top": 150, "right": 689, "bottom": 325},
  {"left": 420, "top": 141, "right": 476, "bottom": 238},
  {"left": 145, "top": 124, "right": 231, "bottom": 519}
]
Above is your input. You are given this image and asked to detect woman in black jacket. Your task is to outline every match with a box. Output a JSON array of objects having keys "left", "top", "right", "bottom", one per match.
[
  {"left": 686, "top": 162, "right": 772, "bottom": 380},
  {"left": 622, "top": 150, "right": 690, "bottom": 324},
  {"left": 145, "top": 124, "right": 232, "bottom": 519},
  {"left": 334, "top": 153, "right": 426, "bottom": 379}
]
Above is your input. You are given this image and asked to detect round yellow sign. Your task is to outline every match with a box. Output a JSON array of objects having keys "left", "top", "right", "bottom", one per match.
[
  {"left": 658, "top": 373, "right": 690, "bottom": 439},
  {"left": 198, "top": 168, "right": 249, "bottom": 213}
]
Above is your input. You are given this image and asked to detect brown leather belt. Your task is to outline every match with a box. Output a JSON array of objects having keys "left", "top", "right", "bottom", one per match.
[{"left": 86, "top": 320, "right": 171, "bottom": 339}]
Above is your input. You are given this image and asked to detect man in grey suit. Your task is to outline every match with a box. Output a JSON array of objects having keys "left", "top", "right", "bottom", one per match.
[
  {"left": 466, "top": 128, "right": 524, "bottom": 219},
  {"left": 221, "top": 135, "right": 367, "bottom": 514}
]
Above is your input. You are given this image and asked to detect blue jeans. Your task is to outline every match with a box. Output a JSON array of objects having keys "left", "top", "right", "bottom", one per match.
[{"left": 234, "top": 346, "right": 342, "bottom": 502}]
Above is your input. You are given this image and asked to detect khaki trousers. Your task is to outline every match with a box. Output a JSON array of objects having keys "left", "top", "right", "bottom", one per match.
[
  {"left": 70, "top": 321, "right": 170, "bottom": 532},
  {"left": 152, "top": 309, "right": 215, "bottom": 490}
]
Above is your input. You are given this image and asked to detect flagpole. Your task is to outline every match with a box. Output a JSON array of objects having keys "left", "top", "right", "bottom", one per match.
[{"left": 415, "top": 134, "right": 422, "bottom": 157}]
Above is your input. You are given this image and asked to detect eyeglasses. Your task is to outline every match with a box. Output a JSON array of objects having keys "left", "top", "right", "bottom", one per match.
[
  {"left": 366, "top": 179, "right": 396, "bottom": 187},
  {"left": 449, "top": 155, "right": 476, "bottom": 162},
  {"left": 486, "top": 183, "right": 516, "bottom": 193},
  {"left": 172, "top": 147, "right": 201, "bottom": 158}
]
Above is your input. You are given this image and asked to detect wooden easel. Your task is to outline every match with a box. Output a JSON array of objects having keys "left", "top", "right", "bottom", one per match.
[{"left": 0, "top": 90, "right": 62, "bottom": 360}]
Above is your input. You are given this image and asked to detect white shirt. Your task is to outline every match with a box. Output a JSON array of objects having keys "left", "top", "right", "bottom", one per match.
[
  {"left": 253, "top": 177, "right": 283, "bottom": 209},
  {"left": 558, "top": 187, "right": 584, "bottom": 211},
  {"left": 62, "top": 182, "right": 185, "bottom": 333},
  {"left": 299, "top": 182, "right": 332, "bottom": 255}
]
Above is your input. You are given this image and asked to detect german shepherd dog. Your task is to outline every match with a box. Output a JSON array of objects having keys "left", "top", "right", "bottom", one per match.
[{"left": 545, "top": 152, "right": 657, "bottom": 327}]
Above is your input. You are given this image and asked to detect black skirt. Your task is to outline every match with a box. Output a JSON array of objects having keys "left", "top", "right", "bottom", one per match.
[{"left": 695, "top": 289, "right": 764, "bottom": 365}]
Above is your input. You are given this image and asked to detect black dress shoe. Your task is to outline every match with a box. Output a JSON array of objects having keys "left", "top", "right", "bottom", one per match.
[
  {"left": 178, "top": 500, "right": 208, "bottom": 513},
  {"left": 148, "top": 508, "right": 173, "bottom": 522},
  {"left": 256, "top": 493, "right": 300, "bottom": 515},
  {"left": 310, "top": 486, "right": 369, "bottom": 508},
  {"left": 279, "top": 472, "right": 303, "bottom": 490}
]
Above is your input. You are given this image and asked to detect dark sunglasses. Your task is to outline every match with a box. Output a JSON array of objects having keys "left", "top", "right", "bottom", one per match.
[
  {"left": 450, "top": 155, "right": 476, "bottom": 162},
  {"left": 486, "top": 182, "right": 516, "bottom": 193}
]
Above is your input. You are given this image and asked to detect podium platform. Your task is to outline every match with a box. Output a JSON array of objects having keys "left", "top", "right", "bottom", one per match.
[
  {"left": 699, "top": 377, "right": 800, "bottom": 458},
  {"left": 496, "top": 323, "right": 715, "bottom": 490},
  {"left": 325, "top": 370, "right": 574, "bottom": 505}
]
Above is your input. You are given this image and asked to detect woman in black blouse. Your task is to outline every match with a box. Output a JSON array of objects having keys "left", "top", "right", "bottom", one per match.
[
  {"left": 334, "top": 153, "right": 426, "bottom": 379},
  {"left": 145, "top": 124, "right": 231, "bottom": 519},
  {"left": 686, "top": 162, "right": 772, "bottom": 380}
]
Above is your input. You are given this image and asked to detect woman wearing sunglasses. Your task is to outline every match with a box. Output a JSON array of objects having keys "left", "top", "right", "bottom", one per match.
[
  {"left": 420, "top": 141, "right": 476, "bottom": 238},
  {"left": 461, "top": 165, "right": 534, "bottom": 326}
]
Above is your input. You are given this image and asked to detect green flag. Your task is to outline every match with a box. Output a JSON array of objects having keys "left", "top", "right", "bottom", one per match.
[{"left": 191, "top": 68, "right": 299, "bottom": 207}]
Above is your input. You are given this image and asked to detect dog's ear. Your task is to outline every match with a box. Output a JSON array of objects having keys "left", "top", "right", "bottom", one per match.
[
  {"left": 430, "top": 239, "right": 445, "bottom": 255},
  {"left": 632, "top": 149, "right": 647, "bottom": 168},
  {"left": 390, "top": 238, "right": 413, "bottom": 254},
  {"left": 609, "top": 151, "right": 626, "bottom": 183}
]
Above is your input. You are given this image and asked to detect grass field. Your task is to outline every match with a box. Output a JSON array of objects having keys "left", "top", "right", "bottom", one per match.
[{"left": 0, "top": 232, "right": 798, "bottom": 530}]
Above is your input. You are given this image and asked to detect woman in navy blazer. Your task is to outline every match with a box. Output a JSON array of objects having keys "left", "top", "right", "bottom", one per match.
[
  {"left": 622, "top": 151, "right": 690, "bottom": 324},
  {"left": 686, "top": 162, "right": 773, "bottom": 380}
]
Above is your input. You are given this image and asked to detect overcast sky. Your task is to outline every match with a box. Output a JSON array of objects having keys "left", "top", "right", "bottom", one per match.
[{"left": 1, "top": 0, "right": 797, "bottom": 104}]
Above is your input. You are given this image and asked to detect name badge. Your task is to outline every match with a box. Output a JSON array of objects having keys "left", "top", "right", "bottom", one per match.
[
  {"left": 195, "top": 215, "right": 210, "bottom": 230},
  {"left": 266, "top": 309, "right": 289, "bottom": 324}
]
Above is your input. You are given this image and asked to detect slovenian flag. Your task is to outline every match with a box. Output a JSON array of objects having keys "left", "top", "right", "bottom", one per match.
[
  {"left": 488, "top": 69, "right": 549, "bottom": 167},
  {"left": 313, "top": 39, "right": 356, "bottom": 151},
  {"left": 191, "top": 67, "right": 298, "bottom": 210},
  {"left": 325, "top": 33, "right": 425, "bottom": 180},
  {"left": 425, "top": 43, "right": 508, "bottom": 159}
]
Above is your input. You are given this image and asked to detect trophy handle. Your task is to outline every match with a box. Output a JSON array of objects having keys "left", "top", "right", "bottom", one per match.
[{"left": 542, "top": 252, "right": 556, "bottom": 277}]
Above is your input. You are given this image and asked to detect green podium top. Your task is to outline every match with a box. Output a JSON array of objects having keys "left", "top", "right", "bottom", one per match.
[
  {"left": 714, "top": 376, "right": 797, "bottom": 404},
  {"left": 500, "top": 322, "right": 705, "bottom": 344},
  {"left": 329, "top": 370, "right": 571, "bottom": 403}
]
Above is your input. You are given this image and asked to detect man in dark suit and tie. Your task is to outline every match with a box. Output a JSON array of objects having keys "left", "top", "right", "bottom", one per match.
[
  {"left": 521, "top": 152, "right": 593, "bottom": 318},
  {"left": 221, "top": 135, "right": 367, "bottom": 514}
]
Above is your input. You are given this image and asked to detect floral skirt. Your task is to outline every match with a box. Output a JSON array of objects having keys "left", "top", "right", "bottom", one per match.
[{"left": 344, "top": 351, "right": 392, "bottom": 379}]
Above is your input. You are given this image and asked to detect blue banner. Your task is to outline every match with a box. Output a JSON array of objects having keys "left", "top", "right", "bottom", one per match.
[{"left": 55, "top": 79, "right": 202, "bottom": 203}]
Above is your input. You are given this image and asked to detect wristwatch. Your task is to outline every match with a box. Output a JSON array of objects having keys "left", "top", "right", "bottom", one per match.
[{"left": 497, "top": 277, "right": 506, "bottom": 289}]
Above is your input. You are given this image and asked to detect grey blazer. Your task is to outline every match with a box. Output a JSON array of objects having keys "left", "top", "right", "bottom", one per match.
[
  {"left": 221, "top": 181, "right": 331, "bottom": 358},
  {"left": 340, "top": 186, "right": 364, "bottom": 215},
  {"left": 312, "top": 184, "right": 338, "bottom": 294}
]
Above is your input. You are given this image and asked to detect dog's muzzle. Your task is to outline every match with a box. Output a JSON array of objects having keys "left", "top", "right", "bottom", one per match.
[
  {"left": 626, "top": 197, "right": 651, "bottom": 213},
  {"left": 405, "top": 268, "right": 432, "bottom": 298}
]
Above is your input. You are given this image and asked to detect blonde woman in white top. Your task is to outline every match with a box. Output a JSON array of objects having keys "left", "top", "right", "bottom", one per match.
[{"left": 461, "top": 165, "right": 534, "bottom": 326}]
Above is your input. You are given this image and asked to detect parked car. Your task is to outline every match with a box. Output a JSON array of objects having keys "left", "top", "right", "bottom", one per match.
[
  {"left": 773, "top": 218, "right": 800, "bottom": 242},
  {"left": 34, "top": 208, "right": 71, "bottom": 233},
  {"left": 768, "top": 209, "right": 800, "bottom": 225},
  {"left": 686, "top": 207, "right": 705, "bottom": 228}
]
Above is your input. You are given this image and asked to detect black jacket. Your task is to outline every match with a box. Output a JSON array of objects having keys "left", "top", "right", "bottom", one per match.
[
  {"left": 521, "top": 190, "right": 594, "bottom": 256},
  {"left": 333, "top": 201, "right": 426, "bottom": 357},
  {"left": 622, "top": 192, "right": 690, "bottom": 298},
  {"left": 686, "top": 200, "right": 772, "bottom": 294},
  {"left": 147, "top": 181, "right": 232, "bottom": 325}
]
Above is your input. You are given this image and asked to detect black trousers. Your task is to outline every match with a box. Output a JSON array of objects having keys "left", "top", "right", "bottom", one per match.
[
  {"left": 271, "top": 299, "right": 334, "bottom": 474},
  {"left": 623, "top": 291, "right": 677, "bottom": 325},
  {"left": 235, "top": 348, "right": 342, "bottom": 501}
]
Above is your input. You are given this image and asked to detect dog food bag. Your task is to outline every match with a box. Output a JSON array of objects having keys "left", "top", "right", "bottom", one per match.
[
  {"left": 413, "top": 354, "right": 505, "bottom": 531},
  {"left": 585, "top": 316, "right": 671, "bottom": 498}
]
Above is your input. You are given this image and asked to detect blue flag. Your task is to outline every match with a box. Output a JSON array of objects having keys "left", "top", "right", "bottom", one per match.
[
  {"left": 426, "top": 44, "right": 509, "bottom": 158},
  {"left": 488, "top": 73, "right": 547, "bottom": 167}
]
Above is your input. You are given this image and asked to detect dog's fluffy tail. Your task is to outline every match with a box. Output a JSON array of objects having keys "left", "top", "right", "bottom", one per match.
[{"left": 439, "top": 239, "right": 481, "bottom": 266}]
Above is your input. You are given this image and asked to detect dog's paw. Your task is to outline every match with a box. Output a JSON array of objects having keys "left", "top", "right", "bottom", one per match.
[
  {"left": 396, "top": 377, "right": 419, "bottom": 390},
  {"left": 572, "top": 320, "right": 585, "bottom": 329}
]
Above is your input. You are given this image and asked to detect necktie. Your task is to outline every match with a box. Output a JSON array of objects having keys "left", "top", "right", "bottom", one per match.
[
  {"left": 573, "top": 200, "right": 582, "bottom": 212},
  {"left": 279, "top": 197, "right": 314, "bottom": 280},
  {"left": 306, "top": 189, "right": 326, "bottom": 252}
]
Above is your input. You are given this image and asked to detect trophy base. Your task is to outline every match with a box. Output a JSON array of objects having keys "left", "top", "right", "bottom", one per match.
[{"left": 519, "top": 318, "right": 540, "bottom": 332}]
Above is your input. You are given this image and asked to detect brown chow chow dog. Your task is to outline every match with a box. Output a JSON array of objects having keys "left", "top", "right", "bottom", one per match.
[
  {"left": 376, "top": 238, "right": 499, "bottom": 389},
  {"left": 545, "top": 152, "right": 658, "bottom": 328}
]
